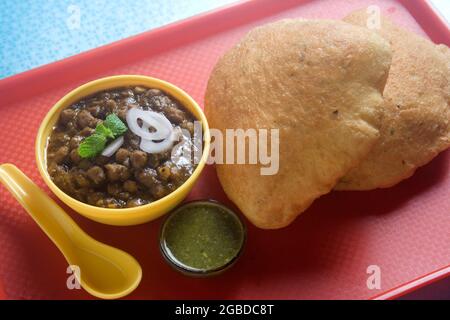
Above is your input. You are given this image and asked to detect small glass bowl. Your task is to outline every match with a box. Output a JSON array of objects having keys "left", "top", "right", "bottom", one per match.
[{"left": 159, "top": 200, "right": 246, "bottom": 277}]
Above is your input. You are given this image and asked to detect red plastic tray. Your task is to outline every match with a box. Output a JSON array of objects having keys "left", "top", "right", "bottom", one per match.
[{"left": 0, "top": 0, "right": 449, "bottom": 300}]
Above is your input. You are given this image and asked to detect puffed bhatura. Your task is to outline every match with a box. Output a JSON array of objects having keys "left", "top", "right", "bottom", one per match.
[
  {"left": 205, "top": 19, "right": 392, "bottom": 229},
  {"left": 336, "top": 11, "right": 450, "bottom": 190}
]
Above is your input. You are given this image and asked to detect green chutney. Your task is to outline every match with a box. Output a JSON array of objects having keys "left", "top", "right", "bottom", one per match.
[{"left": 161, "top": 202, "right": 245, "bottom": 272}]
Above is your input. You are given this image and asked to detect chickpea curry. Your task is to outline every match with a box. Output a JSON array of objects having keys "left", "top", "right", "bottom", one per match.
[{"left": 46, "top": 86, "right": 198, "bottom": 208}]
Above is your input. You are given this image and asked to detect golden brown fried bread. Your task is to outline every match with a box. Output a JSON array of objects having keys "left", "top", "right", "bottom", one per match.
[
  {"left": 336, "top": 10, "right": 450, "bottom": 190},
  {"left": 205, "top": 19, "right": 392, "bottom": 229}
]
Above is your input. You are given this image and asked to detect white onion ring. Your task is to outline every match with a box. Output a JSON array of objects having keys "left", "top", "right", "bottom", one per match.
[
  {"left": 126, "top": 108, "right": 172, "bottom": 141},
  {"left": 139, "top": 128, "right": 181, "bottom": 154},
  {"left": 101, "top": 136, "right": 124, "bottom": 157}
]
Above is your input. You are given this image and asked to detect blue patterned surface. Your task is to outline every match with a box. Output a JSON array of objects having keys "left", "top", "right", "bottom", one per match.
[{"left": 0, "top": 0, "right": 238, "bottom": 79}]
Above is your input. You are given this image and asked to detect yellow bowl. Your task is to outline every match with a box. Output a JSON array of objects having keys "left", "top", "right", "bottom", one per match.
[{"left": 36, "top": 75, "right": 210, "bottom": 226}]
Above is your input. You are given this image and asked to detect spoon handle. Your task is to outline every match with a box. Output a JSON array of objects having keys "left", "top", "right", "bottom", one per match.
[
  {"left": 0, "top": 163, "right": 143, "bottom": 299},
  {"left": 0, "top": 163, "right": 80, "bottom": 250}
]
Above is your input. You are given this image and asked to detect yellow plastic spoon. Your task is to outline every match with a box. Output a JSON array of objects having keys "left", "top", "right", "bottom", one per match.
[{"left": 0, "top": 163, "right": 142, "bottom": 299}]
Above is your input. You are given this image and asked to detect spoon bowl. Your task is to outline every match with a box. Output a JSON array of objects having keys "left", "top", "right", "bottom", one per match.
[{"left": 0, "top": 163, "right": 142, "bottom": 299}]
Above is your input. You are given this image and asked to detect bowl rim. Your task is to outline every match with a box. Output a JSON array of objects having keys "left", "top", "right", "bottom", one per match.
[
  {"left": 159, "top": 199, "right": 247, "bottom": 276},
  {"left": 35, "top": 75, "right": 211, "bottom": 219}
]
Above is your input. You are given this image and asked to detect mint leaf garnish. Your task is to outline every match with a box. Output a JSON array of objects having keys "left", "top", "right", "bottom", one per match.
[
  {"left": 77, "top": 113, "right": 128, "bottom": 158},
  {"left": 104, "top": 114, "right": 128, "bottom": 137},
  {"left": 78, "top": 133, "right": 107, "bottom": 158},
  {"left": 95, "top": 123, "right": 114, "bottom": 139}
]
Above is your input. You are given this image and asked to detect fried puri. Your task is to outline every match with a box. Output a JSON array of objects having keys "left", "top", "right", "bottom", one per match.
[
  {"left": 336, "top": 10, "right": 450, "bottom": 190},
  {"left": 205, "top": 19, "right": 392, "bottom": 228}
]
